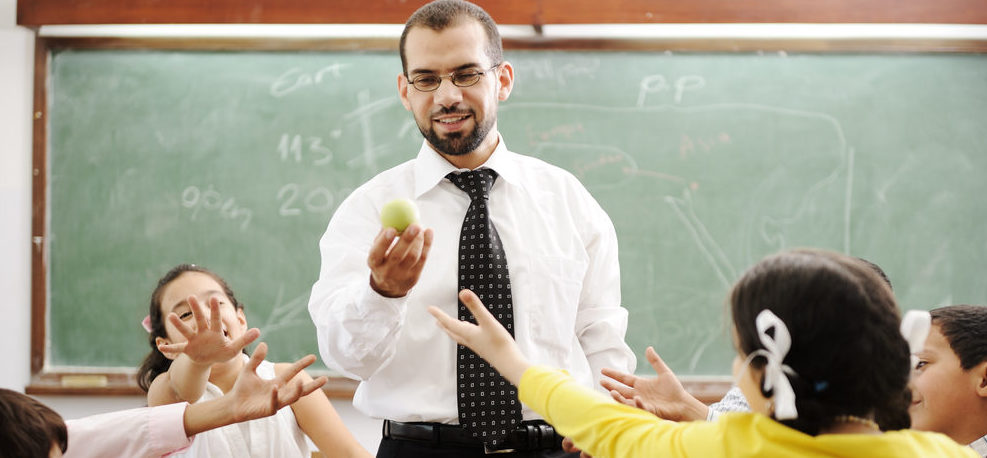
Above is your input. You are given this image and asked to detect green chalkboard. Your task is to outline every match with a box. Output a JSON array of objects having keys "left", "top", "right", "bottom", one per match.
[{"left": 46, "top": 48, "right": 987, "bottom": 377}]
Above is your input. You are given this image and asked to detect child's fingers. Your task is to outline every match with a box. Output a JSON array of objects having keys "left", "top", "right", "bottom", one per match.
[
  {"left": 208, "top": 297, "right": 223, "bottom": 331},
  {"left": 607, "top": 388, "right": 634, "bottom": 407},
  {"left": 427, "top": 306, "right": 471, "bottom": 345},
  {"left": 458, "top": 289, "right": 497, "bottom": 327},
  {"left": 187, "top": 295, "right": 209, "bottom": 330},
  {"left": 295, "top": 376, "right": 328, "bottom": 400},
  {"left": 600, "top": 378, "right": 635, "bottom": 400},
  {"left": 275, "top": 379, "right": 301, "bottom": 407},
  {"left": 277, "top": 354, "right": 317, "bottom": 386},
  {"left": 600, "top": 367, "right": 638, "bottom": 387},
  {"left": 646, "top": 346, "right": 673, "bottom": 375},
  {"left": 633, "top": 396, "right": 649, "bottom": 412},
  {"left": 230, "top": 328, "right": 261, "bottom": 350},
  {"left": 167, "top": 312, "right": 197, "bottom": 340},
  {"left": 158, "top": 341, "right": 188, "bottom": 354},
  {"left": 246, "top": 342, "right": 268, "bottom": 373}
]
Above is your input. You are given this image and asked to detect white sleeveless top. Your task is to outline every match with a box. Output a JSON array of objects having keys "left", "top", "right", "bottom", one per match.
[{"left": 167, "top": 356, "right": 310, "bottom": 457}]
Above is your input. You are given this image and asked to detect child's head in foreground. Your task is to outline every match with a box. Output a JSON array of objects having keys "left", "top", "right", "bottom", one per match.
[
  {"left": 0, "top": 388, "right": 67, "bottom": 457},
  {"left": 729, "top": 249, "right": 910, "bottom": 435},
  {"left": 910, "top": 304, "right": 987, "bottom": 444},
  {"left": 136, "top": 263, "right": 247, "bottom": 392}
]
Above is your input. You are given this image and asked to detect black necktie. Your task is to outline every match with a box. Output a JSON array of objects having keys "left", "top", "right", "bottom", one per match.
[{"left": 447, "top": 169, "right": 521, "bottom": 446}]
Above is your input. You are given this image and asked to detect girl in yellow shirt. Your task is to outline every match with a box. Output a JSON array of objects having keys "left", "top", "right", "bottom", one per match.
[{"left": 429, "top": 248, "right": 976, "bottom": 457}]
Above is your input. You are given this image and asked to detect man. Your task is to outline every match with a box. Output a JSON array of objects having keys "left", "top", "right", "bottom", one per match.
[{"left": 308, "top": 1, "right": 635, "bottom": 456}]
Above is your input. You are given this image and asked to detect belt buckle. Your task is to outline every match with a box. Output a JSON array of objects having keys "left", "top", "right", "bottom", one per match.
[{"left": 483, "top": 443, "right": 516, "bottom": 454}]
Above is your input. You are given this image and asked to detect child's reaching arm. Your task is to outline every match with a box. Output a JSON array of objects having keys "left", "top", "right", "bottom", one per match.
[
  {"left": 148, "top": 296, "right": 260, "bottom": 406},
  {"left": 274, "top": 363, "right": 373, "bottom": 457}
]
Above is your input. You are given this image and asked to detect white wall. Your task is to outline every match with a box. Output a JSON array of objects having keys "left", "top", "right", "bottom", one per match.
[{"left": 0, "top": 0, "right": 381, "bottom": 453}]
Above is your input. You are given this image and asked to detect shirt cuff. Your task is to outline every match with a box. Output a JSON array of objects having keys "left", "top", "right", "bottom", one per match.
[
  {"left": 706, "top": 407, "right": 720, "bottom": 422},
  {"left": 151, "top": 402, "right": 193, "bottom": 454},
  {"left": 360, "top": 281, "right": 411, "bottom": 316}
]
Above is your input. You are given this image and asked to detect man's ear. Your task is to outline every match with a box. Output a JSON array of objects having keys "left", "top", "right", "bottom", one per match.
[
  {"left": 496, "top": 61, "right": 514, "bottom": 102},
  {"left": 973, "top": 361, "right": 987, "bottom": 397},
  {"left": 155, "top": 336, "right": 179, "bottom": 360},
  {"left": 398, "top": 73, "right": 412, "bottom": 111}
]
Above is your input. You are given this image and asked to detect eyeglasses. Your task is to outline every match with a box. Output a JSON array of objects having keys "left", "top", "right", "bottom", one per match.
[{"left": 407, "top": 64, "right": 501, "bottom": 92}]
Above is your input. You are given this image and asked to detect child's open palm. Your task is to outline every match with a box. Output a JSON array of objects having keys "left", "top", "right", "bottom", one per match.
[{"left": 158, "top": 296, "right": 260, "bottom": 365}]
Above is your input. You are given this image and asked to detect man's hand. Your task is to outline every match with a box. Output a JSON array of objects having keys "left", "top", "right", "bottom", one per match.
[
  {"left": 368, "top": 223, "right": 433, "bottom": 298},
  {"left": 600, "top": 346, "right": 708, "bottom": 422},
  {"left": 428, "top": 289, "right": 531, "bottom": 385},
  {"left": 227, "top": 342, "right": 327, "bottom": 423},
  {"left": 157, "top": 296, "right": 260, "bottom": 365}
]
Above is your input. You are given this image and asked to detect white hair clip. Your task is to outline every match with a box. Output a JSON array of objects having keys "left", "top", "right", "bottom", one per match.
[
  {"left": 756, "top": 309, "right": 798, "bottom": 420},
  {"left": 900, "top": 310, "right": 931, "bottom": 368}
]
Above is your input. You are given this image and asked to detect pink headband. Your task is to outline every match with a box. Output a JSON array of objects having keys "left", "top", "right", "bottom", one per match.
[{"left": 141, "top": 315, "right": 152, "bottom": 333}]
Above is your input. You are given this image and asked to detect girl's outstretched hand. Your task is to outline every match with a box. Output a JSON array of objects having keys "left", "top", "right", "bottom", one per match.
[
  {"left": 158, "top": 295, "right": 260, "bottom": 365},
  {"left": 600, "top": 346, "right": 709, "bottom": 422},
  {"left": 427, "top": 289, "right": 531, "bottom": 385},
  {"left": 227, "top": 342, "right": 327, "bottom": 422}
]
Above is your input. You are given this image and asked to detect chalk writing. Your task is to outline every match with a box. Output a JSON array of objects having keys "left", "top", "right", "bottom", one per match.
[
  {"left": 277, "top": 183, "right": 342, "bottom": 216},
  {"left": 180, "top": 185, "right": 253, "bottom": 231},
  {"left": 636, "top": 74, "right": 706, "bottom": 106},
  {"left": 269, "top": 63, "right": 351, "bottom": 97},
  {"left": 525, "top": 58, "right": 600, "bottom": 87},
  {"left": 277, "top": 133, "right": 333, "bottom": 165},
  {"left": 679, "top": 132, "right": 731, "bottom": 159}
]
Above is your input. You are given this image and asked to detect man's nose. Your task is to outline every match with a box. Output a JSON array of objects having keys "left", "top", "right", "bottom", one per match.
[{"left": 432, "top": 78, "right": 464, "bottom": 107}]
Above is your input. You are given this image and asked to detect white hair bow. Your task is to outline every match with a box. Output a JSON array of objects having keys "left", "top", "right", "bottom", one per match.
[
  {"left": 900, "top": 310, "right": 931, "bottom": 369},
  {"left": 756, "top": 309, "right": 798, "bottom": 420}
]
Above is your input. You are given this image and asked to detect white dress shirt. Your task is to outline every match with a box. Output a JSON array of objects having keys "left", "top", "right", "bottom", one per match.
[{"left": 308, "top": 135, "right": 635, "bottom": 423}]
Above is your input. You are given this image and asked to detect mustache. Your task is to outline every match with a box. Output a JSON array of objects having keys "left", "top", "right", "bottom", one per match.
[{"left": 431, "top": 106, "right": 473, "bottom": 118}]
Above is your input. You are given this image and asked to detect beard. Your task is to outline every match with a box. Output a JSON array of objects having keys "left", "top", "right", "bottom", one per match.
[{"left": 418, "top": 106, "right": 494, "bottom": 157}]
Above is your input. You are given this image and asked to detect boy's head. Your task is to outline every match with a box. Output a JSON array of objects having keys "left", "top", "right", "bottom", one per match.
[
  {"left": 0, "top": 388, "right": 67, "bottom": 457},
  {"left": 910, "top": 304, "right": 987, "bottom": 444}
]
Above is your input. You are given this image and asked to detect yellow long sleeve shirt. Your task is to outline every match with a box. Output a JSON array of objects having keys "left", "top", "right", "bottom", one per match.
[{"left": 519, "top": 365, "right": 976, "bottom": 458}]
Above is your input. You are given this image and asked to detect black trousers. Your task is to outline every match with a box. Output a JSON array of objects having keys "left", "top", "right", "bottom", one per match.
[{"left": 376, "top": 437, "right": 581, "bottom": 458}]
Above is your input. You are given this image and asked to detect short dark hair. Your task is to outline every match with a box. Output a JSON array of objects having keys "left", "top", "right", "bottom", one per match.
[
  {"left": 136, "top": 264, "right": 244, "bottom": 392},
  {"left": 399, "top": 0, "right": 503, "bottom": 74},
  {"left": 0, "top": 388, "right": 68, "bottom": 456},
  {"left": 730, "top": 249, "right": 910, "bottom": 436},
  {"left": 931, "top": 304, "right": 987, "bottom": 371}
]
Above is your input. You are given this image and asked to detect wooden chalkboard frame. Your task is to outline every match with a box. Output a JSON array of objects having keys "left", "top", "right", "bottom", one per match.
[
  {"left": 27, "top": 35, "right": 987, "bottom": 399},
  {"left": 16, "top": 0, "right": 987, "bottom": 26}
]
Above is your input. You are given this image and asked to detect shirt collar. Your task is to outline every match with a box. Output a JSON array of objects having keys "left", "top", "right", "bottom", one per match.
[
  {"left": 412, "top": 133, "right": 521, "bottom": 197},
  {"left": 970, "top": 434, "right": 987, "bottom": 457}
]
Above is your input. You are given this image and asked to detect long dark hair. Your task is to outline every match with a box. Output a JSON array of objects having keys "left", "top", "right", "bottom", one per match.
[
  {"left": 136, "top": 264, "right": 244, "bottom": 393},
  {"left": 730, "top": 249, "right": 910, "bottom": 435}
]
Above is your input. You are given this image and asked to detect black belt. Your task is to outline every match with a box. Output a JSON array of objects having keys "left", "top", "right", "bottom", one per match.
[{"left": 382, "top": 419, "right": 562, "bottom": 454}]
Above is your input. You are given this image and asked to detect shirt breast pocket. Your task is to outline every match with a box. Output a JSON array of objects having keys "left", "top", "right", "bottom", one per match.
[{"left": 519, "top": 255, "right": 588, "bottom": 358}]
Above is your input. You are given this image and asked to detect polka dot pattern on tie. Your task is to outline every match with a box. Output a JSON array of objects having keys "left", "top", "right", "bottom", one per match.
[{"left": 447, "top": 169, "right": 521, "bottom": 446}]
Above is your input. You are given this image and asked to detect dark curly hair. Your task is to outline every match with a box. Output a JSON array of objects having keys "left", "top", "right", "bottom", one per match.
[
  {"left": 730, "top": 249, "right": 910, "bottom": 436},
  {"left": 136, "top": 264, "right": 244, "bottom": 393}
]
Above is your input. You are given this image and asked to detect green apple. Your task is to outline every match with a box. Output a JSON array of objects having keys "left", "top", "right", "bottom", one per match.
[{"left": 380, "top": 198, "right": 420, "bottom": 232}]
